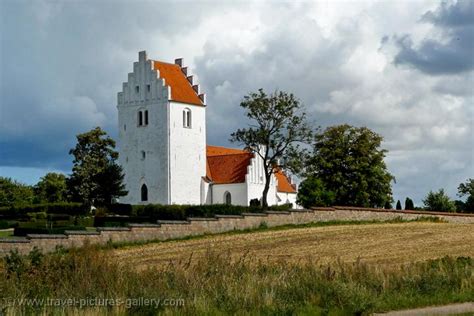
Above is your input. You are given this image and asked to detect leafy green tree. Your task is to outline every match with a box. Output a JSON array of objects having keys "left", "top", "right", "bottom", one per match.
[
  {"left": 423, "top": 189, "right": 456, "bottom": 212},
  {"left": 0, "top": 177, "right": 34, "bottom": 207},
  {"left": 396, "top": 200, "right": 402, "bottom": 210},
  {"left": 33, "top": 172, "right": 67, "bottom": 203},
  {"left": 404, "top": 197, "right": 414, "bottom": 210},
  {"left": 67, "top": 127, "right": 127, "bottom": 206},
  {"left": 296, "top": 177, "right": 335, "bottom": 208},
  {"left": 306, "top": 124, "right": 394, "bottom": 208},
  {"left": 457, "top": 179, "right": 474, "bottom": 212},
  {"left": 231, "top": 89, "right": 313, "bottom": 208},
  {"left": 384, "top": 201, "right": 393, "bottom": 209}
]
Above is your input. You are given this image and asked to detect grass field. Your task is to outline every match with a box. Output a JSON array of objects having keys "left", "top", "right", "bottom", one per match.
[{"left": 112, "top": 221, "right": 474, "bottom": 270}]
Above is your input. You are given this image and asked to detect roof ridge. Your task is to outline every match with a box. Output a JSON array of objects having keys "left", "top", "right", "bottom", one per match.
[
  {"left": 151, "top": 59, "right": 179, "bottom": 66},
  {"left": 208, "top": 152, "right": 252, "bottom": 157}
]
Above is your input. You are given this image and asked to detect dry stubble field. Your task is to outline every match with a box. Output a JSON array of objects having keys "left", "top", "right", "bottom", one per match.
[{"left": 112, "top": 221, "right": 474, "bottom": 269}]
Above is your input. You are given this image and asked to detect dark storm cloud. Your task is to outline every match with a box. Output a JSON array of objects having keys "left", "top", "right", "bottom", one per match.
[
  {"left": 0, "top": 0, "right": 224, "bottom": 169},
  {"left": 393, "top": 0, "right": 474, "bottom": 75}
]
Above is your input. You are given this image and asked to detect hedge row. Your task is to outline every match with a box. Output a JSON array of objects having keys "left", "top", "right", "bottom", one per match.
[
  {"left": 14, "top": 226, "right": 86, "bottom": 236},
  {"left": 101, "top": 203, "right": 293, "bottom": 221},
  {"left": 0, "top": 203, "right": 89, "bottom": 217}
]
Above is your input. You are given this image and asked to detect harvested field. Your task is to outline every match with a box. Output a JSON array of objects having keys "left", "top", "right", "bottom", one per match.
[{"left": 112, "top": 222, "right": 474, "bottom": 269}]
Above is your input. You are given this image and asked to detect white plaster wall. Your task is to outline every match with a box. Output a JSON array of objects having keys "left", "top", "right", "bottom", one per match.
[
  {"left": 117, "top": 51, "right": 170, "bottom": 204},
  {"left": 245, "top": 153, "right": 277, "bottom": 206},
  {"left": 201, "top": 179, "right": 211, "bottom": 204},
  {"left": 276, "top": 192, "right": 300, "bottom": 208},
  {"left": 212, "top": 183, "right": 248, "bottom": 205},
  {"left": 169, "top": 101, "right": 206, "bottom": 204}
]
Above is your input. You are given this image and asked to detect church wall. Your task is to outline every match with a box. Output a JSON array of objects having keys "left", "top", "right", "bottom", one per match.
[
  {"left": 169, "top": 101, "right": 206, "bottom": 204},
  {"left": 276, "top": 192, "right": 299, "bottom": 208},
  {"left": 246, "top": 154, "right": 277, "bottom": 206},
  {"left": 117, "top": 51, "right": 170, "bottom": 204},
  {"left": 212, "top": 183, "right": 247, "bottom": 205}
]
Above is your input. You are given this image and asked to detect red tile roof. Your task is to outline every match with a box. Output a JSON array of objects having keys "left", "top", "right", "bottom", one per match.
[
  {"left": 206, "top": 145, "right": 297, "bottom": 193},
  {"left": 152, "top": 60, "right": 203, "bottom": 106},
  {"left": 206, "top": 146, "right": 253, "bottom": 184},
  {"left": 275, "top": 169, "right": 297, "bottom": 193}
]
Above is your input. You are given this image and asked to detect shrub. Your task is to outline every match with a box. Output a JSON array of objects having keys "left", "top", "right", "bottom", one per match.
[
  {"left": 105, "top": 203, "right": 133, "bottom": 216},
  {"left": 95, "top": 203, "right": 291, "bottom": 226},
  {"left": 0, "top": 203, "right": 88, "bottom": 218}
]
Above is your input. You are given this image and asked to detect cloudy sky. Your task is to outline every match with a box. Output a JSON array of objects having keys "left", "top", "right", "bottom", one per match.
[{"left": 0, "top": 0, "right": 472, "bottom": 205}]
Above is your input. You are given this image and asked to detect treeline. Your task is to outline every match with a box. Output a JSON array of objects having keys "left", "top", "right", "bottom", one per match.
[{"left": 0, "top": 127, "right": 127, "bottom": 209}]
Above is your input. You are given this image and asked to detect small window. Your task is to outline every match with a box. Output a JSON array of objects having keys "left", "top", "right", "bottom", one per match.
[
  {"left": 224, "top": 191, "right": 232, "bottom": 205},
  {"left": 141, "top": 150, "right": 146, "bottom": 160},
  {"left": 124, "top": 124, "right": 126, "bottom": 131},
  {"left": 135, "top": 86, "right": 139, "bottom": 93},
  {"left": 138, "top": 111, "right": 143, "bottom": 126},
  {"left": 141, "top": 184, "right": 148, "bottom": 202},
  {"left": 183, "top": 108, "right": 191, "bottom": 128},
  {"left": 144, "top": 110, "right": 149, "bottom": 125},
  {"left": 147, "top": 84, "right": 151, "bottom": 92}
]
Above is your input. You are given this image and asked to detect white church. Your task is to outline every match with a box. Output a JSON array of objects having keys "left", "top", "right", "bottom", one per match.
[{"left": 117, "top": 51, "right": 298, "bottom": 206}]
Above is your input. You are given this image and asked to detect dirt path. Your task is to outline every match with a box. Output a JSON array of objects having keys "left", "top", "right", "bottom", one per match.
[
  {"left": 111, "top": 222, "right": 474, "bottom": 270},
  {"left": 373, "top": 302, "right": 474, "bottom": 315}
]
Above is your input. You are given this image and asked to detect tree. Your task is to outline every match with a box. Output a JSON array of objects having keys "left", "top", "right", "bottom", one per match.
[
  {"left": 67, "top": 127, "right": 127, "bottom": 206},
  {"left": 422, "top": 189, "right": 456, "bottom": 212},
  {"left": 230, "top": 89, "right": 313, "bottom": 208},
  {"left": 296, "top": 177, "right": 335, "bottom": 209},
  {"left": 33, "top": 173, "right": 67, "bottom": 203},
  {"left": 457, "top": 179, "right": 474, "bottom": 212},
  {"left": 404, "top": 197, "right": 414, "bottom": 210},
  {"left": 384, "top": 201, "right": 393, "bottom": 209},
  {"left": 0, "top": 177, "right": 34, "bottom": 207},
  {"left": 306, "top": 124, "right": 394, "bottom": 208},
  {"left": 396, "top": 200, "right": 402, "bottom": 210}
]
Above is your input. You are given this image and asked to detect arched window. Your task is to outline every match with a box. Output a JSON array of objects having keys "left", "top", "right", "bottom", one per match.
[
  {"left": 138, "top": 111, "right": 143, "bottom": 126},
  {"left": 224, "top": 191, "right": 231, "bottom": 205},
  {"left": 144, "top": 110, "right": 149, "bottom": 125},
  {"left": 183, "top": 108, "right": 191, "bottom": 128},
  {"left": 141, "top": 184, "right": 148, "bottom": 202}
]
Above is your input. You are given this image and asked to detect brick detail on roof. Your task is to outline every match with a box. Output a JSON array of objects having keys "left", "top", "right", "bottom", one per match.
[{"left": 152, "top": 60, "right": 203, "bottom": 106}]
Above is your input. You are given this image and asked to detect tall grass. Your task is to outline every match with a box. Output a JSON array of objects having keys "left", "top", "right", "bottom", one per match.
[{"left": 0, "top": 245, "right": 472, "bottom": 315}]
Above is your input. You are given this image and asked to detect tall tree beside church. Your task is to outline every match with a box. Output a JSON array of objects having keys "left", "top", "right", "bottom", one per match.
[
  {"left": 231, "top": 89, "right": 313, "bottom": 208},
  {"left": 306, "top": 124, "right": 394, "bottom": 208},
  {"left": 67, "top": 127, "right": 127, "bottom": 206}
]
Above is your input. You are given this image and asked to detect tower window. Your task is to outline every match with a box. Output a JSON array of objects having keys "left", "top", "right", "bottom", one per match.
[
  {"left": 224, "top": 191, "right": 232, "bottom": 205},
  {"left": 141, "top": 150, "right": 146, "bottom": 160},
  {"left": 135, "top": 86, "right": 139, "bottom": 93},
  {"left": 183, "top": 108, "right": 191, "bottom": 128},
  {"left": 141, "top": 184, "right": 148, "bottom": 202},
  {"left": 144, "top": 110, "right": 149, "bottom": 125},
  {"left": 124, "top": 124, "right": 126, "bottom": 131},
  {"left": 147, "top": 84, "right": 151, "bottom": 92},
  {"left": 138, "top": 111, "right": 143, "bottom": 126}
]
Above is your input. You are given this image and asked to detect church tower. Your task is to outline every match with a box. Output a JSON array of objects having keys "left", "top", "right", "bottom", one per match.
[{"left": 117, "top": 51, "right": 206, "bottom": 205}]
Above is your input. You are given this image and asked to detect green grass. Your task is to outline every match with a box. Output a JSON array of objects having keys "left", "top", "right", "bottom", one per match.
[
  {"left": 0, "top": 245, "right": 472, "bottom": 315},
  {"left": 0, "top": 230, "right": 13, "bottom": 238}
]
